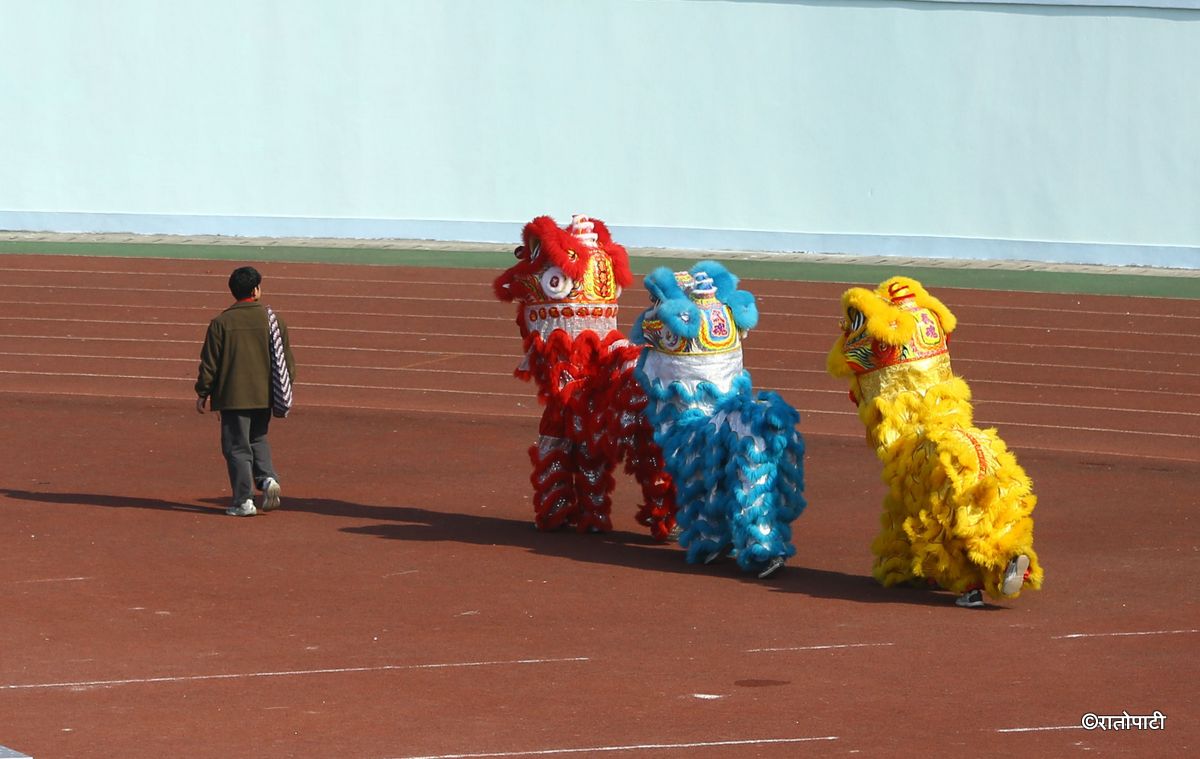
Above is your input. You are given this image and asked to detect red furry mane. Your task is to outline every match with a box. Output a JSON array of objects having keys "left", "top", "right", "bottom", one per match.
[{"left": 493, "top": 215, "right": 632, "bottom": 303}]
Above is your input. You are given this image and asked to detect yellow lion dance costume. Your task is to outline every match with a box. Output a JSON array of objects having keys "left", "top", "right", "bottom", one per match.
[{"left": 827, "top": 277, "right": 1044, "bottom": 607}]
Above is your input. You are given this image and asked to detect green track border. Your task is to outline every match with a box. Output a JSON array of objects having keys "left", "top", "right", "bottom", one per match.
[{"left": 2, "top": 240, "right": 1196, "bottom": 299}]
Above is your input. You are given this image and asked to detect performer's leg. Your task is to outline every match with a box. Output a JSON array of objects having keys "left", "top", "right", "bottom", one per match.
[
  {"left": 728, "top": 414, "right": 804, "bottom": 577},
  {"left": 609, "top": 373, "right": 676, "bottom": 541},
  {"left": 931, "top": 430, "right": 1042, "bottom": 600},
  {"left": 572, "top": 439, "right": 616, "bottom": 533},
  {"left": 530, "top": 405, "right": 578, "bottom": 531},
  {"left": 871, "top": 497, "right": 918, "bottom": 587},
  {"left": 629, "top": 443, "right": 675, "bottom": 542},
  {"left": 687, "top": 471, "right": 732, "bottom": 564},
  {"left": 679, "top": 422, "right": 732, "bottom": 564}
]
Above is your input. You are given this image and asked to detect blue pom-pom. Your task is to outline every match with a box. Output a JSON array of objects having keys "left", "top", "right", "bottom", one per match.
[
  {"left": 725, "top": 290, "right": 758, "bottom": 330},
  {"left": 657, "top": 296, "right": 701, "bottom": 339},
  {"left": 644, "top": 267, "right": 683, "bottom": 303}
]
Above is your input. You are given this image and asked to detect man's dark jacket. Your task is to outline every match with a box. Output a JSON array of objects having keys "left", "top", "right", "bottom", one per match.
[{"left": 196, "top": 301, "right": 296, "bottom": 411}]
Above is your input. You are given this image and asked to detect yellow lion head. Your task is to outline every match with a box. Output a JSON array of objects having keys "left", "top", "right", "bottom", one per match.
[{"left": 827, "top": 276, "right": 958, "bottom": 405}]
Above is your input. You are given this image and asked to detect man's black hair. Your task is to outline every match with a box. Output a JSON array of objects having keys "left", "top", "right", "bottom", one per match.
[{"left": 228, "top": 266, "right": 262, "bottom": 300}]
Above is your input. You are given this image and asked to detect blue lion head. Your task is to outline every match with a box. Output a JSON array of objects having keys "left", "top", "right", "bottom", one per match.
[{"left": 631, "top": 261, "right": 758, "bottom": 350}]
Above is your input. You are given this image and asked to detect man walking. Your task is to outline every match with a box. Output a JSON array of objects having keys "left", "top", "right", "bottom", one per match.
[{"left": 196, "top": 266, "right": 296, "bottom": 516}]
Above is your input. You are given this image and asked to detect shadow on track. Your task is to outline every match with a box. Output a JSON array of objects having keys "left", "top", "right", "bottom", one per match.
[
  {"left": 1, "top": 487, "right": 960, "bottom": 608},
  {"left": 293, "top": 495, "right": 959, "bottom": 608},
  {"left": 1, "top": 488, "right": 219, "bottom": 515}
]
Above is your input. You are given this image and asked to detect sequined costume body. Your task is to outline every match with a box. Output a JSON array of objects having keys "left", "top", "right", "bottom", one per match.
[
  {"left": 493, "top": 215, "right": 676, "bottom": 539},
  {"left": 632, "top": 262, "right": 805, "bottom": 574},
  {"left": 828, "top": 277, "right": 1043, "bottom": 599}
]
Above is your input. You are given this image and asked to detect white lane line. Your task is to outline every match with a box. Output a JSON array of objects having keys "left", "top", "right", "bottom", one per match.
[
  {"left": 389, "top": 736, "right": 839, "bottom": 759},
  {"left": 5, "top": 352, "right": 1199, "bottom": 418},
  {"left": 0, "top": 317, "right": 514, "bottom": 335},
  {"left": 968, "top": 421, "right": 1199, "bottom": 440},
  {"left": 950, "top": 356, "right": 1190, "bottom": 376},
  {"left": 993, "top": 445, "right": 1198, "bottom": 464},
  {"left": 0, "top": 371, "right": 522, "bottom": 397},
  {"left": 4, "top": 347, "right": 1198, "bottom": 405},
  {"left": 300, "top": 381, "right": 520, "bottom": 397},
  {"left": 0, "top": 328, "right": 1190, "bottom": 381},
  {"left": 2, "top": 339, "right": 1190, "bottom": 400},
  {"left": 0, "top": 268, "right": 505, "bottom": 287},
  {"left": 0, "top": 334, "right": 197, "bottom": 344},
  {"left": 1, "top": 387, "right": 1197, "bottom": 463},
  {"left": 751, "top": 344, "right": 1194, "bottom": 375},
  {"left": 0, "top": 371, "right": 530, "bottom": 399},
  {"left": 26, "top": 287, "right": 1189, "bottom": 336},
  {"left": 0, "top": 388, "right": 541, "bottom": 418},
  {"left": 0, "top": 370, "right": 1196, "bottom": 438},
  {"left": 16, "top": 368, "right": 1190, "bottom": 438},
  {"left": 0, "top": 354, "right": 516, "bottom": 379},
  {"left": 974, "top": 400, "right": 1200, "bottom": 418},
  {"left": 0, "top": 335, "right": 518, "bottom": 358},
  {"left": 0, "top": 370, "right": 194, "bottom": 382},
  {"left": 0, "top": 351, "right": 196, "bottom": 362},
  {"left": 747, "top": 642, "right": 894, "bottom": 653},
  {"left": 2, "top": 289, "right": 1190, "bottom": 333},
  {"left": 996, "top": 725, "right": 1085, "bottom": 733},
  {"left": 756, "top": 317, "right": 1192, "bottom": 339},
  {"left": 6, "top": 283, "right": 508, "bottom": 305},
  {"left": 0, "top": 347, "right": 1188, "bottom": 403},
  {"left": 1052, "top": 629, "right": 1199, "bottom": 640},
  {"left": 4, "top": 357, "right": 1195, "bottom": 413},
  {"left": 5, "top": 300, "right": 1197, "bottom": 350},
  {"left": 4, "top": 354, "right": 1196, "bottom": 418},
  {"left": 9, "top": 576, "right": 92, "bottom": 584},
  {"left": 16, "top": 353, "right": 1200, "bottom": 417},
  {"left": 4, "top": 370, "right": 1195, "bottom": 436},
  {"left": 2, "top": 316, "right": 1191, "bottom": 364},
  {"left": 4, "top": 283, "right": 1196, "bottom": 326},
  {"left": 4, "top": 267, "right": 1197, "bottom": 318},
  {"left": 748, "top": 288, "right": 1200, "bottom": 316},
  {"left": 935, "top": 379, "right": 1184, "bottom": 398},
  {"left": 0, "top": 656, "right": 589, "bottom": 691},
  {"left": 932, "top": 337, "right": 1200, "bottom": 358},
  {"left": 0, "top": 302, "right": 515, "bottom": 324}
]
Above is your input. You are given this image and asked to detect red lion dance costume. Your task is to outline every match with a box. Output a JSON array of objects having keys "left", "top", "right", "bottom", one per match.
[{"left": 494, "top": 214, "right": 677, "bottom": 540}]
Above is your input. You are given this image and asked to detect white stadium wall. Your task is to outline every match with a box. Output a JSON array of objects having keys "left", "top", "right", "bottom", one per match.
[{"left": 1, "top": 0, "right": 1197, "bottom": 268}]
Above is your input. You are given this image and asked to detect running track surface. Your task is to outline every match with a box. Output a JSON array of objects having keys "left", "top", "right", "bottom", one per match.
[{"left": 1, "top": 254, "right": 1196, "bottom": 758}]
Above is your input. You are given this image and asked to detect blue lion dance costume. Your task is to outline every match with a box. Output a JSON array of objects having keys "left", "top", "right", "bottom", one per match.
[{"left": 632, "top": 262, "right": 807, "bottom": 578}]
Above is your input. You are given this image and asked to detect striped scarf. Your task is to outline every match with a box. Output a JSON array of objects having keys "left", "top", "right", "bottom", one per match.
[{"left": 267, "top": 306, "right": 293, "bottom": 418}]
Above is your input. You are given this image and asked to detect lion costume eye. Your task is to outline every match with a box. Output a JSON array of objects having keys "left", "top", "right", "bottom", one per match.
[
  {"left": 540, "top": 266, "right": 574, "bottom": 299},
  {"left": 843, "top": 307, "right": 866, "bottom": 339}
]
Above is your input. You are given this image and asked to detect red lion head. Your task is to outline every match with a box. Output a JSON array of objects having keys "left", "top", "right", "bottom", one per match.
[{"left": 494, "top": 214, "right": 633, "bottom": 311}]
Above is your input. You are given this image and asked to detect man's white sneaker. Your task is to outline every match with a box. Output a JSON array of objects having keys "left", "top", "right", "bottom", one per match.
[
  {"left": 225, "top": 499, "right": 257, "bottom": 517},
  {"left": 261, "top": 478, "right": 281, "bottom": 512}
]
